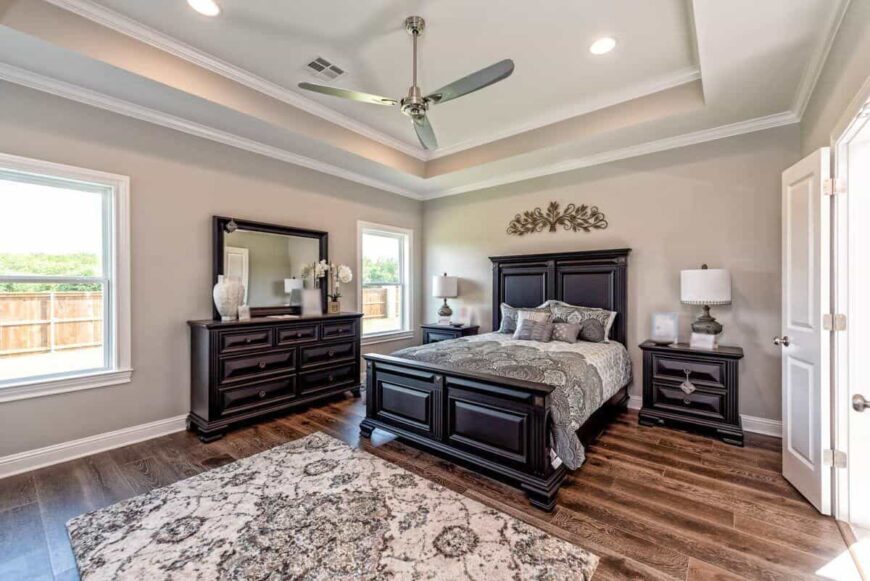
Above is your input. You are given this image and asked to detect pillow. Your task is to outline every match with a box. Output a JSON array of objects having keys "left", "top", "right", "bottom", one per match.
[
  {"left": 517, "top": 309, "right": 553, "bottom": 325},
  {"left": 552, "top": 322, "right": 582, "bottom": 343},
  {"left": 578, "top": 319, "right": 607, "bottom": 343},
  {"left": 551, "top": 304, "right": 617, "bottom": 342},
  {"left": 498, "top": 303, "right": 551, "bottom": 333},
  {"left": 512, "top": 319, "right": 554, "bottom": 342}
]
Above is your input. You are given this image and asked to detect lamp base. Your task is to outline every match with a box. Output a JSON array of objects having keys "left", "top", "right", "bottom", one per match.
[
  {"left": 437, "top": 299, "right": 453, "bottom": 319},
  {"left": 692, "top": 305, "right": 723, "bottom": 335}
]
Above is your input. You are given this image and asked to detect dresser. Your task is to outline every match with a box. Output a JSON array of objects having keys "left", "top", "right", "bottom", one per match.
[
  {"left": 421, "top": 323, "right": 480, "bottom": 344},
  {"left": 638, "top": 341, "right": 744, "bottom": 445},
  {"left": 188, "top": 312, "right": 362, "bottom": 442}
]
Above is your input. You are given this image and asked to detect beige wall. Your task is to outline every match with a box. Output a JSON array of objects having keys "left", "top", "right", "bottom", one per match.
[
  {"left": 423, "top": 126, "right": 801, "bottom": 421},
  {"left": 0, "top": 82, "right": 423, "bottom": 457},
  {"left": 801, "top": 0, "right": 870, "bottom": 154}
]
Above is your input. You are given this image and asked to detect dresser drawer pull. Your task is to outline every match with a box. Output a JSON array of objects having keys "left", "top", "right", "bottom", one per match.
[
  {"left": 245, "top": 337, "right": 253, "bottom": 344},
  {"left": 683, "top": 397, "right": 692, "bottom": 405},
  {"left": 259, "top": 390, "right": 267, "bottom": 399},
  {"left": 328, "top": 350, "right": 336, "bottom": 357},
  {"left": 258, "top": 361, "right": 267, "bottom": 369},
  {"left": 328, "top": 374, "right": 335, "bottom": 382},
  {"left": 297, "top": 332, "right": 304, "bottom": 338}
]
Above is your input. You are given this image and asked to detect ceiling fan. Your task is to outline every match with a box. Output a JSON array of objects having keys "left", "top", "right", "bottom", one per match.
[{"left": 298, "top": 16, "right": 515, "bottom": 151}]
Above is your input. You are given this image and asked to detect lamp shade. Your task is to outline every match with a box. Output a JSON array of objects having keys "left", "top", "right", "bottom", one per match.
[
  {"left": 432, "top": 274, "right": 458, "bottom": 298},
  {"left": 681, "top": 268, "right": 731, "bottom": 305}
]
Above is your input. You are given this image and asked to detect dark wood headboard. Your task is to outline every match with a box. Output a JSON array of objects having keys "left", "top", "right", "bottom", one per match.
[{"left": 490, "top": 248, "right": 631, "bottom": 345}]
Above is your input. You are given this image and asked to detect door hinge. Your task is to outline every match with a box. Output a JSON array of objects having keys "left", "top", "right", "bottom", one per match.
[
  {"left": 823, "top": 178, "right": 846, "bottom": 196},
  {"left": 823, "top": 313, "right": 847, "bottom": 331},
  {"left": 823, "top": 449, "right": 847, "bottom": 468}
]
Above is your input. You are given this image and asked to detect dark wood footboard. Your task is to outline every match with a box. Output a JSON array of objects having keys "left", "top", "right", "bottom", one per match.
[{"left": 360, "top": 353, "right": 628, "bottom": 510}]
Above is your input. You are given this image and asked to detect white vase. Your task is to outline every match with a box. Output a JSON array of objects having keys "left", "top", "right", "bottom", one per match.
[
  {"left": 301, "top": 288, "right": 322, "bottom": 317},
  {"left": 213, "top": 275, "right": 245, "bottom": 321}
]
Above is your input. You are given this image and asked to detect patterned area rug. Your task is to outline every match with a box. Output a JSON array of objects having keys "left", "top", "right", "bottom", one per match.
[{"left": 67, "top": 432, "right": 598, "bottom": 580}]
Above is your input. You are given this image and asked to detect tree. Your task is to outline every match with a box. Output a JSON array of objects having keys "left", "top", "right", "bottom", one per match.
[
  {"left": 0, "top": 253, "right": 101, "bottom": 292},
  {"left": 362, "top": 256, "right": 399, "bottom": 284}
]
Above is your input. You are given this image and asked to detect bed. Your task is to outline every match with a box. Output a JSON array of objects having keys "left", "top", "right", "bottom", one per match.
[{"left": 360, "top": 249, "right": 631, "bottom": 510}]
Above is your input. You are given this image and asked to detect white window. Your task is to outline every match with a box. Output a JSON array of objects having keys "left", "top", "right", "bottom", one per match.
[
  {"left": 0, "top": 153, "right": 131, "bottom": 402},
  {"left": 357, "top": 222, "right": 412, "bottom": 342}
]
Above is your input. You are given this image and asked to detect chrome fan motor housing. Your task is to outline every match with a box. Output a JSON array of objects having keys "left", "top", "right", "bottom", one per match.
[{"left": 400, "top": 86, "right": 429, "bottom": 119}]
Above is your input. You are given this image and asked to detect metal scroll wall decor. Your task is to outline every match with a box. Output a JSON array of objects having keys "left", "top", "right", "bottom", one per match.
[{"left": 506, "top": 201, "right": 608, "bottom": 236}]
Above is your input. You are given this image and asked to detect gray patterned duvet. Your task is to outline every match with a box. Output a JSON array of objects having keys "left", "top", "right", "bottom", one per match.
[{"left": 392, "top": 333, "right": 632, "bottom": 470}]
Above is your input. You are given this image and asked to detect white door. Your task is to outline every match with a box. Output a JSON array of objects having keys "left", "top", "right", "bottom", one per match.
[
  {"left": 840, "top": 125, "right": 870, "bottom": 527},
  {"left": 780, "top": 148, "right": 831, "bottom": 515},
  {"left": 224, "top": 246, "right": 249, "bottom": 304}
]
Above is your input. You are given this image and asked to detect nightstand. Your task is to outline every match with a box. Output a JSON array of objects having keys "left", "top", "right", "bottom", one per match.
[
  {"left": 421, "top": 323, "right": 479, "bottom": 344},
  {"left": 638, "top": 340, "right": 744, "bottom": 446}
]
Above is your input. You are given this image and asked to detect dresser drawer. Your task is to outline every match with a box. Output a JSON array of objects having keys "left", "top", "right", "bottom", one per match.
[
  {"left": 299, "top": 341, "right": 356, "bottom": 368},
  {"left": 651, "top": 382, "right": 725, "bottom": 421},
  {"left": 219, "top": 350, "right": 296, "bottom": 384},
  {"left": 321, "top": 320, "right": 356, "bottom": 340},
  {"left": 298, "top": 363, "right": 357, "bottom": 395},
  {"left": 276, "top": 325, "right": 318, "bottom": 346},
  {"left": 219, "top": 328, "right": 273, "bottom": 353},
  {"left": 219, "top": 375, "right": 296, "bottom": 416},
  {"left": 652, "top": 354, "right": 726, "bottom": 387}
]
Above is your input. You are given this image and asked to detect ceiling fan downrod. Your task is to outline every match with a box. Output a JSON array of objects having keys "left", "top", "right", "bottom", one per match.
[{"left": 401, "top": 16, "right": 428, "bottom": 121}]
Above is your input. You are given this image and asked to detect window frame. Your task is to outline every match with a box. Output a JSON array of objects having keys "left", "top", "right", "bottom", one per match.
[
  {"left": 357, "top": 221, "right": 414, "bottom": 345},
  {"left": 0, "top": 152, "right": 131, "bottom": 403}
]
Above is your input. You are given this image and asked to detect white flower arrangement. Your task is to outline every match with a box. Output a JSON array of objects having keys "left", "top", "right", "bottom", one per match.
[
  {"left": 328, "top": 263, "right": 353, "bottom": 301},
  {"left": 301, "top": 259, "right": 329, "bottom": 287}
]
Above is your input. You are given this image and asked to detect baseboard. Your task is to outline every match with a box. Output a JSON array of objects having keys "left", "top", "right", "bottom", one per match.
[
  {"left": 0, "top": 414, "right": 188, "bottom": 480},
  {"left": 740, "top": 415, "right": 782, "bottom": 438},
  {"left": 626, "top": 394, "right": 781, "bottom": 438}
]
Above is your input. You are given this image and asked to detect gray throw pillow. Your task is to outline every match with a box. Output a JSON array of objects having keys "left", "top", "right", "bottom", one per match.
[
  {"left": 552, "top": 322, "right": 582, "bottom": 343},
  {"left": 578, "top": 319, "right": 607, "bottom": 343},
  {"left": 551, "top": 304, "right": 616, "bottom": 342},
  {"left": 513, "top": 319, "right": 554, "bottom": 342},
  {"left": 498, "top": 303, "right": 551, "bottom": 333}
]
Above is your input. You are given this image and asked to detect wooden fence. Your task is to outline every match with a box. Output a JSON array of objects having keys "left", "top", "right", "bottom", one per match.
[
  {"left": 362, "top": 287, "right": 388, "bottom": 319},
  {"left": 0, "top": 292, "right": 103, "bottom": 357}
]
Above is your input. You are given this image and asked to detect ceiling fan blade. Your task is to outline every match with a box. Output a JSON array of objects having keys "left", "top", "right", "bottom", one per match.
[
  {"left": 425, "top": 59, "right": 515, "bottom": 105},
  {"left": 297, "top": 82, "right": 398, "bottom": 106},
  {"left": 413, "top": 116, "right": 438, "bottom": 150}
]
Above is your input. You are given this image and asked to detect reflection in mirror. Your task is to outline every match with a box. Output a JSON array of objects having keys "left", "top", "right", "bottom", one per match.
[{"left": 223, "top": 229, "right": 320, "bottom": 308}]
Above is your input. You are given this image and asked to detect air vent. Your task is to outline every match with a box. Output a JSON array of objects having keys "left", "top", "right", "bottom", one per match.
[{"left": 306, "top": 57, "right": 346, "bottom": 81}]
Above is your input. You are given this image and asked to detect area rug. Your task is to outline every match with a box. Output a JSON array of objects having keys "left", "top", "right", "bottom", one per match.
[{"left": 67, "top": 432, "right": 598, "bottom": 580}]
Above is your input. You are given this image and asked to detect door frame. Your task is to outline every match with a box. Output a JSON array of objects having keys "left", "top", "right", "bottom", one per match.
[{"left": 829, "top": 75, "right": 870, "bottom": 523}]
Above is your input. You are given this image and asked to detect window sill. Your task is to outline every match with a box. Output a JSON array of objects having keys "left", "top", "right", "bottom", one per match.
[
  {"left": 0, "top": 368, "right": 133, "bottom": 404},
  {"left": 361, "top": 331, "right": 416, "bottom": 347}
]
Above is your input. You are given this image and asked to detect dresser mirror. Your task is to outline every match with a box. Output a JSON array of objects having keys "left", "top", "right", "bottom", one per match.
[{"left": 212, "top": 216, "right": 328, "bottom": 318}]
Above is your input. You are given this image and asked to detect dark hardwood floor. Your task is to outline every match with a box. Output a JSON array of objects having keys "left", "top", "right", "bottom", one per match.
[{"left": 0, "top": 395, "right": 854, "bottom": 580}]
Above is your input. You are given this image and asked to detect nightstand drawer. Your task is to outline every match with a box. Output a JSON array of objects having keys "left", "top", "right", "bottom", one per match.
[
  {"left": 651, "top": 382, "right": 725, "bottom": 421},
  {"left": 652, "top": 354, "right": 726, "bottom": 387},
  {"left": 424, "top": 330, "right": 458, "bottom": 343}
]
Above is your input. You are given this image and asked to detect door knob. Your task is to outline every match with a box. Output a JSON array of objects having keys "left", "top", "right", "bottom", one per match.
[
  {"left": 854, "top": 394, "right": 869, "bottom": 412},
  {"left": 773, "top": 336, "right": 791, "bottom": 347}
]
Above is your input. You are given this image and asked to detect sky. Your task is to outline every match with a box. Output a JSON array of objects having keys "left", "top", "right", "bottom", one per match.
[{"left": 0, "top": 179, "right": 104, "bottom": 255}]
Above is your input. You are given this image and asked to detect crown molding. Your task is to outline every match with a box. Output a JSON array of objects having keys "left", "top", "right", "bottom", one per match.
[
  {"left": 422, "top": 110, "right": 800, "bottom": 199},
  {"left": 0, "top": 63, "right": 423, "bottom": 200},
  {"left": 42, "top": 0, "right": 429, "bottom": 161},
  {"left": 428, "top": 66, "right": 702, "bottom": 159},
  {"left": 791, "top": 0, "right": 851, "bottom": 119}
]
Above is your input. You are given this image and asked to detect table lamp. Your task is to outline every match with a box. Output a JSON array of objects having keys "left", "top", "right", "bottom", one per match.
[
  {"left": 432, "top": 273, "right": 458, "bottom": 324},
  {"left": 681, "top": 264, "right": 731, "bottom": 335}
]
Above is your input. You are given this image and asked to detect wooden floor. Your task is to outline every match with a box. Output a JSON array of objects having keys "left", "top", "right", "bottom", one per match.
[{"left": 0, "top": 395, "right": 855, "bottom": 580}]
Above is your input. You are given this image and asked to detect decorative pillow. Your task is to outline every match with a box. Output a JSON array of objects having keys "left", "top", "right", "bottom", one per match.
[
  {"left": 517, "top": 309, "right": 553, "bottom": 325},
  {"left": 578, "top": 319, "right": 607, "bottom": 343},
  {"left": 512, "top": 319, "right": 554, "bottom": 342},
  {"left": 551, "top": 304, "right": 617, "bottom": 342},
  {"left": 552, "top": 322, "right": 582, "bottom": 343},
  {"left": 498, "top": 304, "right": 551, "bottom": 333}
]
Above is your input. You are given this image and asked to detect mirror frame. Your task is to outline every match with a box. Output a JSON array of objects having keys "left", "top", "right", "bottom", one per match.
[{"left": 212, "top": 216, "right": 328, "bottom": 319}]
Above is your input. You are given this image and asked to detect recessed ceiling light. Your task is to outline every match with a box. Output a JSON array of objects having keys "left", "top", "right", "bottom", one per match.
[
  {"left": 589, "top": 37, "right": 617, "bottom": 55},
  {"left": 188, "top": 0, "right": 220, "bottom": 17}
]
